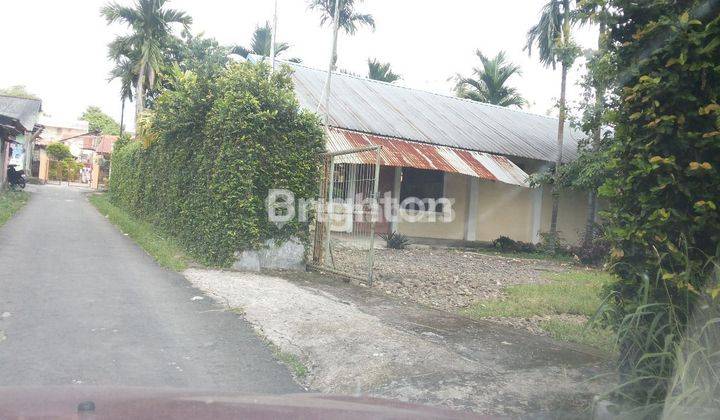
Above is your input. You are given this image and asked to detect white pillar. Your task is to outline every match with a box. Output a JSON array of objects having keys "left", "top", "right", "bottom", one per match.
[
  {"left": 345, "top": 164, "right": 357, "bottom": 233},
  {"left": 464, "top": 176, "right": 480, "bottom": 242},
  {"left": 389, "top": 166, "right": 402, "bottom": 233},
  {"left": 531, "top": 186, "right": 544, "bottom": 244}
]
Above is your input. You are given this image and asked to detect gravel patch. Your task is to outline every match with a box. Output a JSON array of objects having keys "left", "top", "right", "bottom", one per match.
[{"left": 333, "top": 247, "right": 571, "bottom": 311}]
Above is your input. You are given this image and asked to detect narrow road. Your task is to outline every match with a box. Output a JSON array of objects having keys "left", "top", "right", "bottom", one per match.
[{"left": 0, "top": 185, "right": 300, "bottom": 393}]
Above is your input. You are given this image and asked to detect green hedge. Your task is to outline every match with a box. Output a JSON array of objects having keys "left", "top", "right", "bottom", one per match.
[{"left": 109, "top": 62, "right": 324, "bottom": 266}]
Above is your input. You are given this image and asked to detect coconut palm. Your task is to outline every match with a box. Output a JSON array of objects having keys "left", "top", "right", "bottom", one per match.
[
  {"left": 454, "top": 50, "right": 525, "bottom": 108},
  {"left": 309, "top": 0, "right": 375, "bottom": 123},
  {"left": 108, "top": 57, "right": 135, "bottom": 137},
  {"left": 231, "top": 22, "right": 291, "bottom": 58},
  {"left": 101, "top": 0, "right": 192, "bottom": 117},
  {"left": 308, "top": 0, "right": 375, "bottom": 35},
  {"left": 525, "top": 0, "right": 578, "bottom": 248},
  {"left": 367, "top": 59, "right": 400, "bottom": 83}
]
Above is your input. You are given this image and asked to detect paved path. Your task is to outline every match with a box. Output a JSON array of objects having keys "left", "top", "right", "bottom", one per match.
[{"left": 0, "top": 185, "right": 300, "bottom": 393}]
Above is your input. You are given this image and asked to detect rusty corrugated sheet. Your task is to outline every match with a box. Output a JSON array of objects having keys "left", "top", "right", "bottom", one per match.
[
  {"left": 248, "top": 56, "right": 582, "bottom": 164},
  {"left": 327, "top": 128, "right": 529, "bottom": 187}
]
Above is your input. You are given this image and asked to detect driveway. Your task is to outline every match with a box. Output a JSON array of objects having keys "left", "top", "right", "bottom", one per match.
[{"left": 0, "top": 185, "right": 299, "bottom": 393}]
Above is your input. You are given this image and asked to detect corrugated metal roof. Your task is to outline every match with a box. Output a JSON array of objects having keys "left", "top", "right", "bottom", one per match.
[
  {"left": 249, "top": 56, "right": 580, "bottom": 163},
  {"left": 327, "top": 127, "right": 529, "bottom": 187},
  {"left": 0, "top": 95, "right": 42, "bottom": 133}
]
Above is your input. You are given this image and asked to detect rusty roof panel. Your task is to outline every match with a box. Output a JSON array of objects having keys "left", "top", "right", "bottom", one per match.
[
  {"left": 252, "top": 57, "right": 582, "bottom": 164},
  {"left": 327, "top": 128, "right": 529, "bottom": 187}
]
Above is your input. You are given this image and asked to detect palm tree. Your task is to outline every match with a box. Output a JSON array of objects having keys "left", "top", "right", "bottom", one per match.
[
  {"left": 108, "top": 57, "right": 135, "bottom": 138},
  {"left": 367, "top": 59, "right": 400, "bottom": 83},
  {"left": 101, "top": 0, "right": 192, "bottom": 117},
  {"left": 231, "top": 22, "right": 291, "bottom": 58},
  {"left": 525, "top": 0, "right": 578, "bottom": 249},
  {"left": 454, "top": 50, "right": 525, "bottom": 107},
  {"left": 309, "top": 0, "right": 375, "bottom": 122},
  {"left": 308, "top": 0, "right": 375, "bottom": 35}
]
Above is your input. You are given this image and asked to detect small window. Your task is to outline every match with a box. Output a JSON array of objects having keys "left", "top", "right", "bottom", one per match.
[{"left": 400, "top": 168, "right": 445, "bottom": 212}]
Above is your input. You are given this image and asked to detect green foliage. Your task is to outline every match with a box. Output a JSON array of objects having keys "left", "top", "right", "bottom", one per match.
[
  {"left": 308, "top": 0, "right": 375, "bottom": 35},
  {"left": 89, "top": 194, "right": 191, "bottom": 271},
  {"left": 0, "top": 191, "right": 29, "bottom": 227},
  {"left": 231, "top": 22, "right": 290, "bottom": 58},
  {"left": 0, "top": 85, "right": 39, "bottom": 99},
  {"left": 49, "top": 157, "right": 83, "bottom": 182},
  {"left": 380, "top": 231, "right": 411, "bottom": 249},
  {"left": 109, "top": 62, "right": 324, "bottom": 266},
  {"left": 45, "top": 143, "right": 73, "bottom": 161},
  {"left": 599, "top": 0, "right": 720, "bottom": 409},
  {"left": 80, "top": 106, "right": 120, "bottom": 135},
  {"left": 492, "top": 236, "right": 537, "bottom": 253},
  {"left": 454, "top": 50, "right": 526, "bottom": 108},
  {"left": 367, "top": 58, "right": 400, "bottom": 83}
]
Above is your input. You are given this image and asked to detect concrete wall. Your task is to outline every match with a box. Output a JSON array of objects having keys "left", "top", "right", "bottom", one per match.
[
  {"left": 474, "top": 179, "right": 535, "bottom": 243},
  {"left": 540, "top": 186, "right": 590, "bottom": 245},
  {"left": 396, "top": 172, "right": 468, "bottom": 240},
  {"left": 395, "top": 170, "right": 590, "bottom": 246}
]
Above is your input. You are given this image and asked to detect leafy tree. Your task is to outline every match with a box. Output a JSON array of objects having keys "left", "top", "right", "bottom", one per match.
[
  {"left": 367, "top": 58, "right": 400, "bottom": 83},
  {"left": 231, "top": 22, "right": 290, "bottom": 58},
  {"left": 101, "top": 0, "right": 192, "bottom": 117},
  {"left": 46, "top": 143, "right": 73, "bottom": 161},
  {"left": 525, "top": 0, "right": 580, "bottom": 250},
  {"left": 80, "top": 106, "right": 120, "bottom": 136},
  {"left": 599, "top": 0, "right": 720, "bottom": 409},
  {"left": 0, "top": 85, "right": 39, "bottom": 100},
  {"left": 454, "top": 50, "right": 525, "bottom": 107}
]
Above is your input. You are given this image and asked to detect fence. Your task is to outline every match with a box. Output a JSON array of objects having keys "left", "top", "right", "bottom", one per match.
[{"left": 310, "top": 146, "right": 381, "bottom": 284}]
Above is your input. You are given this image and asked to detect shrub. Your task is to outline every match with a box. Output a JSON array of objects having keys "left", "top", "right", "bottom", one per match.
[
  {"left": 46, "top": 143, "right": 73, "bottom": 161},
  {"left": 492, "top": 236, "right": 537, "bottom": 254},
  {"left": 569, "top": 225, "right": 610, "bottom": 266},
  {"left": 381, "top": 231, "right": 411, "bottom": 249},
  {"left": 599, "top": 0, "right": 720, "bottom": 410},
  {"left": 109, "top": 62, "right": 324, "bottom": 266}
]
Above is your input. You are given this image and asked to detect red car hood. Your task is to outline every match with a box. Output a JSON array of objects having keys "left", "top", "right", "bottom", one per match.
[{"left": 0, "top": 387, "right": 490, "bottom": 419}]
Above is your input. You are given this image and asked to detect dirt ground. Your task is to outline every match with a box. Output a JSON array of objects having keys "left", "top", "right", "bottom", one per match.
[
  {"left": 333, "top": 246, "right": 571, "bottom": 310},
  {"left": 184, "top": 268, "right": 611, "bottom": 417}
]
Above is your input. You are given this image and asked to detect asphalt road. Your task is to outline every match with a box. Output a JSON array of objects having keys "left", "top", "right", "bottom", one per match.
[{"left": 0, "top": 185, "right": 300, "bottom": 393}]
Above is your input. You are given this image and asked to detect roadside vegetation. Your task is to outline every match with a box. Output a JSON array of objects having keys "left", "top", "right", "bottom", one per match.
[
  {"left": 0, "top": 191, "right": 29, "bottom": 227},
  {"left": 464, "top": 270, "right": 616, "bottom": 353},
  {"left": 89, "top": 194, "right": 192, "bottom": 271}
]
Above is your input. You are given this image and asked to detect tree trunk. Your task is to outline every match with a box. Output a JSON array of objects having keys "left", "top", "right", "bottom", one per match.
[
  {"left": 136, "top": 62, "right": 146, "bottom": 118},
  {"left": 549, "top": 62, "right": 568, "bottom": 249},
  {"left": 582, "top": 19, "right": 608, "bottom": 249},
  {"left": 119, "top": 98, "right": 125, "bottom": 138},
  {"left": 319, "top": 0, "right": 341, "bottom": 126}
]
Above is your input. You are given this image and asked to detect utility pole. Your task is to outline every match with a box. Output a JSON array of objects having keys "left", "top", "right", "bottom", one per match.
[{"left": 270, "top": 0, "right": 278, "bottom": 76}]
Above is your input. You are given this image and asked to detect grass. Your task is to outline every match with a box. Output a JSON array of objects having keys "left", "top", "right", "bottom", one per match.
[
  {"left": 463, "top": 270, "right": 617, "bottom": 353},
  {"left": 275, "top": 350, "right": 309, "bottom": 379},
  {"left": 89, "top": 193, "right": 192, "bottom": 271},
  {"left": 0, "top": 191, "right": 29, "bottom": 227}
]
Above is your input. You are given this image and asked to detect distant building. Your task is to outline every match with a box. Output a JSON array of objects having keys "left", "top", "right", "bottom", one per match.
[{"left": 0, "top": 95, "right": 42, "bottom": 187}]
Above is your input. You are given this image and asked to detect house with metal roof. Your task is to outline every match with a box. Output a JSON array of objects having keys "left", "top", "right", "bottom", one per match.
[
  {"left": 0, "top": 95, "right": 42, "bottom": 187},
  {"left": 251, "top": 57, "right": 592, "bottom": 245}
]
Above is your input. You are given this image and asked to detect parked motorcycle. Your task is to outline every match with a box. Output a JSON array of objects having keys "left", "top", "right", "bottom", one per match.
[{"left": 6, "top": 165, "right": 26, "bottom": 190}]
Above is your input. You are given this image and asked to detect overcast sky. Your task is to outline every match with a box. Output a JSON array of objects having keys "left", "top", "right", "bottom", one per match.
[{"left": 0, "top": 0, "right": 597, "bottom": 130}]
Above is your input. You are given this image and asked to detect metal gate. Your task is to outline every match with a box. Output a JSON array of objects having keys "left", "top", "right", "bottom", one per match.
[{"left": 311, "top": 146, "right": 381, "bottom": 284}]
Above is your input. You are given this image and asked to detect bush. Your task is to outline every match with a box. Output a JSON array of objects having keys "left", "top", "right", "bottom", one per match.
[
  {"left": 109, "top": 62, "right": 324, "bottom": 266},
  {"left": 599, "top": 0, "right": 720, "bottom": 410},
  {"left": 381, "top": 231, "right": 411, "bottom": 249},
  {"left": 569, "top": 225, "right": 610, "bottom": 266},
  {"left": 492, "top": 236, "right": 537, "bottom": 253}
]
